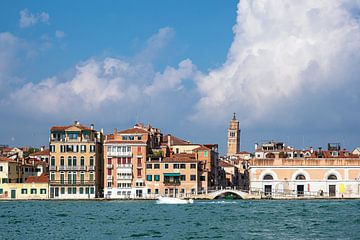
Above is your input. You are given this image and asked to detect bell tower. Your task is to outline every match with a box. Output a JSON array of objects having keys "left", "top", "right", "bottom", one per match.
[{"left": 227, "top": 113, "right": 241, "bottom": 156}]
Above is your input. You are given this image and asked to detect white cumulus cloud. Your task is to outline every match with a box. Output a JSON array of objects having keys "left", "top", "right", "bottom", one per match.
[
  {"left": 19, "top": 9, "right": 50, "bottom": 28},
  {"left": 194, "top": 0, "right": 360, "bottom": 126}
]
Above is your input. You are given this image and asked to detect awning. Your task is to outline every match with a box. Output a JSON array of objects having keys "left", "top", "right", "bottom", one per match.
[{"left": 164, "top": 173, "right": 180, "bottom": 177}]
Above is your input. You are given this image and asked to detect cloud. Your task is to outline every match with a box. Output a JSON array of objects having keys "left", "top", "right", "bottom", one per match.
[
  {"left": 8, "top": 28, "right": 197, "bottom": 118},
  {"left": 194, "top": 0, "right": 360, "bottom": 127},
  {"left": 19, "top": 9, "right": 50, "bottom": 28},
  {"left": 55, "top": 30, "right": 65, "bottom": 39}
]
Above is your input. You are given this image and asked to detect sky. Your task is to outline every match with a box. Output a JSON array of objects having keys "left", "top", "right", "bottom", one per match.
[{"left": 0, "top": 0, "right": 360, "bottom": 154}]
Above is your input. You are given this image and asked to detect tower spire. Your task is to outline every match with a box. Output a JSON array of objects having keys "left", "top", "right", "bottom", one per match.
[{"left": 233, "top": 112, "right": 236, "bottom": 120}]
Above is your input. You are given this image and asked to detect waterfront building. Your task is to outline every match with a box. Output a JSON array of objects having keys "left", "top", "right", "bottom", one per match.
[
  {"left": 0, "top": 173, "right": 49, "bottom": 200},
  {"left": 249, "top": 142, "right": 360, "bottom": 198},
  {"left": 0, "top": 147, "right": 23, "bottom": 161},
  {"left": 28, "top": 149, "right": 50, "bottom": 164},
  {"left": 104, "top": 126, "right": 154, "bottom": 199},
  {"left": 49, "top": 121, "right": 104, "bottom": 199},
  {"left": 145, "top": 153, "right": 198, "bottom": 197},
  {"left": 353, "top": 147, "right": 360, "bottom": 156},
  {"left": 218, "top": 160, "right": 239, "bottom": 187},
  {"left": 227, "top": 113, "right": 241, "bottom": 156}
]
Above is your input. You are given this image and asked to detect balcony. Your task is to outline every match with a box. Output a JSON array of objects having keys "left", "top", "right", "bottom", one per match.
[
  {"left": 118, "top": 175, "right": 132, "bottom": 180},
  {"left": 67, "top": 166, "right": 78, "bottom": 171},
  {"left": 88, "top": 166, "right": 95, "bottom": 171},
  {"left": 50, "top": 166, "right": 56, "bottom": 171},
  {"left": 107, "top": 175, "right": 113, "bottom": 180},
  {"left": 107, "top": 151, "right": 132, "bottom": 157},
  {"left": 79, "top": 166, "right": 86, "bottom": 171},
  {"left": 59, "top": 166, "right": 66, "bottom": 171},
  {"left": 50, "top": 180, "right": 95, "bottom": 186},
  {"left": 117, "top": 164, "right": 132, "bottom": 168},
  {"left": 163, "top": 180, "right": 181, "bottom": 186},
  {"left": 107, "top": 164, "right": 113, "bottom": 169}
]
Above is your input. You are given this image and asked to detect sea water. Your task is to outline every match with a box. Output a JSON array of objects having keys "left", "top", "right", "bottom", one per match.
[{"left": 0, "top": 200, "right": 359, "bottom": 239}]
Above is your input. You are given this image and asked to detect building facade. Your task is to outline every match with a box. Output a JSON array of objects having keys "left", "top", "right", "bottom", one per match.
[{"left": 49, "top": 121, "right": 103, "bottom": 199}]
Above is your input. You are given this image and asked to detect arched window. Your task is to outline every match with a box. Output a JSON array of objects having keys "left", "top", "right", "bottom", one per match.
[
  {"left": 327, "top": 174, "right": 337, "bottom": 180},
  {"left": 265, "top": 153, "right": 275, "bottom": 159},
  {"left": 263, "top": 174, "right": 274, "bottom": 180},
  {"left": 296, "top": 174, "right": 306, "bottom": 180}
]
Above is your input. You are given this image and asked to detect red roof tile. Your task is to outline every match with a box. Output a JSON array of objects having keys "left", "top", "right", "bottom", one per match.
[
  {"left": 25, "top": 173, "right": 49, "bottom": 183},
  {"left": 29, "top": 149, "right": 50, "bottom": 156},
  {"left": 118, "top": 128, "right": 149, "bottom": 134}
]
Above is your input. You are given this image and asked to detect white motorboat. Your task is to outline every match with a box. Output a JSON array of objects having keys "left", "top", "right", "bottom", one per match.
[{"left": 156, "top": 196, "right": 194, "bottom": 204}]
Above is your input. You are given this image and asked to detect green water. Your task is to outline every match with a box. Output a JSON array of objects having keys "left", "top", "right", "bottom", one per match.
[{"left": 0, "top": 200, "right": 359, "bottom": 239}]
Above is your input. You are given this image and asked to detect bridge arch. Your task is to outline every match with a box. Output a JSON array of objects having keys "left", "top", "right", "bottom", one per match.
[{"left": 209, "top": 189, "right": 248, "bottom": 199}]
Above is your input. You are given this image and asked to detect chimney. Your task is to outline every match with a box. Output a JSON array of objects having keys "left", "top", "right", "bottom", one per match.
[
  {"left": 114, "top": 128, "right": 117, "bottom": 137},
  {"left": 74, "top": 120, "right": 80, "bottom": 125},
  {"left": 310, "top": 147, "right": 313, "bottom": 154},
  {"left": 167, "top": 134, "right": 171, "bottom": 148},
  {"left": 255, "top": 143, "right": 258, "bottom": 150},
  {"left": 90, "top": 124, "right": 94, "bottom": 130},
  {"left": 159, "top": 157, "right": 162, "bottom": 162},
  {"left": 40, "top": 146, "right": 44, "bottom": 151}
]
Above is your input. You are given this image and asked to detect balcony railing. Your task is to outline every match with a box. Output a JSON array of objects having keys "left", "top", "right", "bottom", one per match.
[
  {"left": 118, "top": 175, "right": 132, "bottom": 180},
  {"left": 107, "top": 152, "right": 132, "bottom": 157},
  {"left": 50, "top": 166, "right": 56, "bottom": 171},
  {"left": 107, "top": 164, "right": 113, "bottom": 169},
  {"left": 107, "top": 175, "right": 113, "bottom": 180},
  {"left": 79, "top": 166, "right": 86, "bottom": 171},
  {"left": 52, "top": 166, "right": 93, "bottom": 171},
  {"left": 50, "top": 180, "right": 95, "bottom": 186},
  {"left": 117, "top": 164, "right": 132, "bottom": 168},
  {"left": 88, "top": 166, "right": 95, "bottom": 171},
  {"left": 163, "top": 180, "right": 181, "bottom": 186}
]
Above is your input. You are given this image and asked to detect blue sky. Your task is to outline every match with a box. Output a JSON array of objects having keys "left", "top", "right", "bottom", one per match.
[{"left": 1, "top": 0, "right": 360, "bottom": 154}]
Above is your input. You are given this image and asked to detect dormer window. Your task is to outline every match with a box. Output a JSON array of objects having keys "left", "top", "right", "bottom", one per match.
[{"left": 331, "top": 151, "right": 338, "bottom": 157}]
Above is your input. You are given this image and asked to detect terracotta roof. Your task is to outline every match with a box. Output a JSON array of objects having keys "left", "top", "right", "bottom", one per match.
[
  {"left": 193, "top": 146, "right": 210, "bottom": 151},
  {"left": 118, "top": 128, "right": 149, "bottom": 134},
  {"left": 2, "top": 147, "right": 15, "bottom": 152},
  {"left": 0, "top": 156, "right": 17, "bottom": 163},
  {"left": 238, "top": 151, "right": 251, "bottom": 154},
  {"left": 29, "top": 149, "right": 50, "bottom": 156},
  {"left": 51, "top": 124, "right": 92, "bottom": 131},
  {"left": 161, "top": 134, "right": 191, "bottom": 146},
  {"left": 219, "top": 160, "right": 235, "bottom": 168},
  {"left": 105, "top": 140, "right": 146, "bottom": 144},
  {"left": 25, "top": 173, "right": 49, "bottom": 183},
  {"left": 161, "top": 153, "right": 196, "bottom": 163}
]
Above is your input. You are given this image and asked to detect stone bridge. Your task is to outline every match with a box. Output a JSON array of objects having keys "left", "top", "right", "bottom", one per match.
[{"left": 194, "top": 189, "right": 260, "bottom": 200}]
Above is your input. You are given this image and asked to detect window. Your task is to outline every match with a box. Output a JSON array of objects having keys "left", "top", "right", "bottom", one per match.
[
  {"left": 73, "top": 188, "right": 77, "bottom": 194},
  {"left": 80, "top": 173, "right": 85, "bottom": 184},
  {"left": 190, "top": 163, "right": 196, "bottom": 169},
  {"left": 328, "top": 174, "right": 337, "bottom": 180},
  {"left": 90, "top": 145, "right": 95, "bottom": 152},
  {"left": 89, "top": 157, "right": 94, "bottom": 166},
  {"left": 79, "top": 187, "right": 84, "bottom": 194},
  {"left": 0, "top": 188, "right": 3, "bottom": 194},
  {"left": 73, "top": 156, "right": 77, "bottom": 166},
  {"left": 154, "top": 175, "right": 160, "bottom": 181},
  {"left": 204, "top": 151, "right": 208, "bottom": 157},
  {"left": 108, "top": 182, "right": 112, "bottom": 188},
  {"left": 107, "top": 169, "right": 112, "bottom": 176},
  {"left": 0, "top": 166, "right": 2, "bottom": 171},
  {"left": 68, "top": 156, "right": 72, "bottom": 166},
  {"left": 2, "top": 178, "right": 8, "bottom": 183},
  {"left": 263, "top": 174, "right": 274, "bottom": 180},
  {"left": 107, "top": 158, "right": 112, "bottom": 164},
  {"left": 137, "top": 158, "right": 142, "bottom": 167},
  {"left": 296, "top": 174, "right": 306, "bottom": 180},
  {"left": 146, "top": 175, "right": 152, "bottom": 181},
  {"left": 155, "top": 189, "right": 159, "bottom": 194},
  {"left": 137, "top": 169, "right": 142, "bottom": 178},
  {"left": 31, "top": 189, "right": 37, "bottom": 194},
  {"left": 146, "top": 164, "right": 152, "bottom": 169},
  {"left": 60, "top": 157, "right": 64, "bottom": 166},
  {"left": 81, "top": 145, "right": 86, "bottom": 153},
  {"left": 85, "top": 187, "right": 89, "bottom": 194},
  {"left": 154, "top": 164, "right": 160, "bottom": 169},
  {"left": 21, "top": 189, "right": 27, "bottom": 194},
  {"left": 180, "top": 164, "right": 186, "bottom": 169},
  {"left": 40, "top": 189, "right": 46, "bottom": 194},
  {"left": 180, "top": 175, "right": 186, "bottom": 181},
  {"left": 50, "top": 145, "right": 55, "bottom": 153},
  {"left": 190, "top": 175, "right": 196, "bottom": 181},
  {"left": 80, "top": 157, "right": 85, "bottom": 166},
  {"left": 230, "top": 132, "right": 235, "bottom": 137},
  {"left": 51, "top": 173, "right": 55, "bottom": 181},
  {"left": 200, "top": 176, "right": 206, "bottom": 181},
  {"left": 61, "top": 188, "right": 65, "bottom": 194},
  {"left": 69, "top": 133, "right": 78, "bottom": 139},
  {"left": 147, "top": 189, "right": 151, "bottom": 194},
  {"left": 129, "top": 136, "right": 134, "bottom": 140},
  {"left": 60, "top": 145, "right": 65, "bottom": 152},
  {"left": 51, "top": 156, "right": 55, "bottom": 166},
  {"left": 165, "top": 164, "right": 169, "bottom": 169},
  {"left": 89, "top": 172, "right": 94, "bottom": 181},
  {"left": 174, "top": 164, "right": 179, "bottom": 169},
  {"left": 138, "top": 136, "right": 142, "bottom": 140},
  {"left": 90, "top": 187, "right": 94, "bottom": 194},
  {"left": 73, "top": 145, "right": 78, "bottom": 153},
  {"left": 60, "top": 173, "right": 64, "bottom": 184}
]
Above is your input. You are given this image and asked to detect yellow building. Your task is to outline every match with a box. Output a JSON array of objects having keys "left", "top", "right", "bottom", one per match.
[
  {"left": 49, "top": 121, "right": 104, "bottom": 199},
  {"left": 0, "top": 156, "right": 20, "bottom": 183},
  {"left": 0, "top": 174, "right": 49, "bottom": 200}
]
